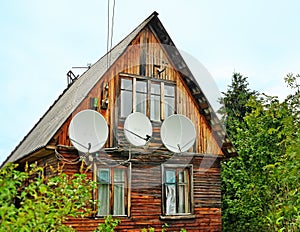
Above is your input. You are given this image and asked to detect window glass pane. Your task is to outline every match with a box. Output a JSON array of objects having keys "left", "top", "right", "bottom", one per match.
[
  {"left": 164, "top": 97, "right": 175, "bottom": 119},
  {"left": 98, "top": 184, "right": 110, "bottom": 215},
  {"left": 166, "top": 185, "right": 176, "bottom": 215},
  {"left": 97, "top": 169, "right": 110, "bottom": 215},
  {"left": 136, "top": 92, "right": 147, "bottom": 114},
  {"left": 179, "top": 170, "right": 188, "bottom": 183},
  {"left": 98, "top": 169, "right": 110, "bottom": 183},
  {"left": 136, "top": 79, "right": 147, "bottom": 93},
  {"left": 113, "top": 169, "right": 125, "bottom": 215},
  {"left": 150, "top": 95, "right": 160, "bottom": 121},
  {"left": 179, "top": 169, "right": 189, "bottom": 213},
  {"left": 178, "top": 171, "right": 184, "bottom": 183},
  {"left": 151, "top": 83, "right": 160, "bottom": 94},
  {"left": 121, "top": 78, "right": 132, "bottom": 90},
  {"left": 165, "top": 170, "right": 176, "bottom": 184},
  {"left": 164, "top": 85, "right": 175, "bottom": 119},
  {"left": 114, "top": 169, "right": 125, "bottom": 182},
  {"left": 150, "top": 83, "right": 160, "bottom": 121},
  {"left": 121, "top": 91, "right": 132, "bottom": 117},
  {"left": 121, "top": 78, "right": 133, "bottom": 118},
  {"left": 114, "top": 183, "right": 125, "bottom": 215},
  {"left": 164, "top": 85, "right": 175, "bottom": 97},
  {"left": 179, "top": 185, "right": 186, "bottom": 213}
]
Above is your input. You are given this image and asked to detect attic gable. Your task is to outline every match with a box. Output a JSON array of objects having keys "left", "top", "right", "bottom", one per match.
[{"left": 3, "top": 11, "right": 236, "bottom": 166}]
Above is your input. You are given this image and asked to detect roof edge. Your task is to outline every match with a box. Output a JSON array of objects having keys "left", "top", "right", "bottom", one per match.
[{"left": 2, "top": 11, "right": 161, "bottom": 166}]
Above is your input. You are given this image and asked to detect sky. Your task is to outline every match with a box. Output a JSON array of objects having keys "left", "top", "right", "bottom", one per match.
[{"left": 1, "top": 0, "right": 300, "bottom": 164}]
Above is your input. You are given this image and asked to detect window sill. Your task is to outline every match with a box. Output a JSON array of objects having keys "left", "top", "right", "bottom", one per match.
[{"left": 159, "top": 214, "right": 196, "bottom": 220}]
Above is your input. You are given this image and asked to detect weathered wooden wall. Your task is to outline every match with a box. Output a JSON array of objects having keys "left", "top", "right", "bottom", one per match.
[
  {"left": 51, "top": 154, "right": 221, "bottom": 232},
  {"left": 33, "top": 152, "right": 222, "bottom": 231},
  {"left": 51, "top": 26, "right": 222, "bottom": 156}
]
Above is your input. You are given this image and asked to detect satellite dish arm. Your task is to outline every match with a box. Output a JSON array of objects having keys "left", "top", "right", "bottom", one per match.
[
  {"left": 125, "top": 128, "right": 151, "bottom": 141},
  {"left": 177, "top": 144, "right": 182, "bottom": 153},
  {"left": 180, "top": 138, "right": 196, "bottom": 150},
  {"left": 164, "top": 137, "right": 195, "bottom": 153},
  {"left": 70, "top": 138, "right": 90, "bottom": 150}
]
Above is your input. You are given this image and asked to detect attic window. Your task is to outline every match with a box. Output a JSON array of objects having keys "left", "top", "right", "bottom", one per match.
[
  {"left": 120, "top": 78, "right": 133, "bottom": 117},
  {"left": 120, "top": 75, "right": 175, "bottom": 121}
]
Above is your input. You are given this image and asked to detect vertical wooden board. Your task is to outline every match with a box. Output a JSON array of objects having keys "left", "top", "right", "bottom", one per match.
[{"left": 109, "top": 70, "right": 115, "bottom": 146}]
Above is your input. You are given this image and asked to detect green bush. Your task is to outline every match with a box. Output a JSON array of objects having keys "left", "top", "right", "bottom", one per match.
[{"left": 0, "top": 162, "right": 96, "bottom": 231}]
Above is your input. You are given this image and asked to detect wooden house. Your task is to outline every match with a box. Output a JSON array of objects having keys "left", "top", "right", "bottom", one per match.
[{"left": 3, "top": 12, "right": 236, "bottom": 231}]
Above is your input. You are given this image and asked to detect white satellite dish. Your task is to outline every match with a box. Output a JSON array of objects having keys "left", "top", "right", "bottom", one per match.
[
  {"left": 69, "top": 110, "right": 108, "bottom": 153},
  {"left": 161, "top": 114, "right": 196, "bottom": 153},
  {"left": 124, "top": 112, "right": 152, "bottom": 146}
]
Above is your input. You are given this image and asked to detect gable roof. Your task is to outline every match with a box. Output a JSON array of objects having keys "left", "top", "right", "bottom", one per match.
[{"left": 3, "top": 12, "right": 236, "bottom": 166}]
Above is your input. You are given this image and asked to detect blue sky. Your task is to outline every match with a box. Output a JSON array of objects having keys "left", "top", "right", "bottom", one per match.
[{"left": 1, "top": 0, "right": 300, "bottom": 164}]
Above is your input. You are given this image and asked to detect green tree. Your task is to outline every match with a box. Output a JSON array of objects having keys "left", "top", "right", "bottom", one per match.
[
  {"left": 264, "top": 73, "right": 300, "bottom": 231},
  {"left": 218, "top": 72, "right": 257, "bottom": 138},
  {"left": 221, "top": 73, "right": 300, "bottom": 231},
  {"left": 220, "top": 72, "right": 259, "bottom": 230},
  {"left": 0, "top": 162, "right": 96, "bottom": 231}
]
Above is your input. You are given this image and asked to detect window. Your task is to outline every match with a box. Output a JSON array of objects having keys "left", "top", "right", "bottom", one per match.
[
  {"left": 150, "top": 82, "right": 160, "bottom": 121},
  {"left": 120, "top": 78, "right": 132, "bottom": 118},
  {"left": 96, "top": 164, "right": 131, "bottom": 216},
  {"left": 163, "top": 83, "right": 175, "bottom": 119},
  {"left": 162, "top": 165, "right": 193, "bottom": 216},
  {"left": 136, "top": 79, "right": 147, "bottom": 114},
  {"left": 120, "top": 76, "right": 176, "bottom": 121}
]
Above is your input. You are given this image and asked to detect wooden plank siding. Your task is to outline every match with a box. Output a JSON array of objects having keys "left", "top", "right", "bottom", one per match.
[
  {"left": 38, "top": 26, "right": 225, "bottom": 231},
  {"left": 32, "top": 150, "right": 221, "bottom": 231},
  {"left": 55, "top": 155, "right": 222, "bottom": 232},
  {"left": 33, "top": 152, "right": 222, "bottom": 231}
]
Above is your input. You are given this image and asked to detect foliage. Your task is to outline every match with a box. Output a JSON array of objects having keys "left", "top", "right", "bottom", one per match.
[
  {"left": 0, "top": 162, "right": 96, "bottom": 231},
  {"left": 93, "top": 215, "right": 120, "bottom": 232},
  {"left": 141, "top": 223, "right": 170, "bottom": 232},
  {"left": 218, "top": 72, "right": 257, "bottom": 138},
  {"left": 221, "top": 73, "right": 300, "bottom": 231},
  {"left": 141, "top": 228, "right": 155, "bottom": 232}
]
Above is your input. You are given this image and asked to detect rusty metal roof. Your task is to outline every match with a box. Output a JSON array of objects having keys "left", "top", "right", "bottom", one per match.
[{"left": 3, "top": 12, "right": 236, "bottom": 166}]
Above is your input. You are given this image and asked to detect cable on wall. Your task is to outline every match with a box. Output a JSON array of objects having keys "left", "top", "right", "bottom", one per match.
[{"left": 106, "top": 0, "right": 117, "bottom": 70}]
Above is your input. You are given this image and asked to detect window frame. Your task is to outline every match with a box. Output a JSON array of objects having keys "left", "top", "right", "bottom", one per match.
[
  {"left": 119, "top": 74, "right": 176, "bottom": 121},
  {"left": 161, "top": 164, "right": 194, "bottom": 219},
  {"left": 95, "top": 163, "right": 131, "bottom": 217}
]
